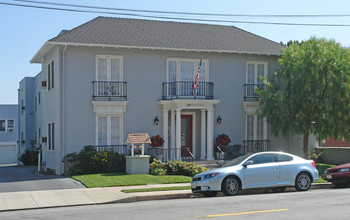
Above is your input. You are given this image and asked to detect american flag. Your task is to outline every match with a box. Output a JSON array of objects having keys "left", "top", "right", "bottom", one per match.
[{"left": 193, "top": 58, "right": 202, "bottom": 90}]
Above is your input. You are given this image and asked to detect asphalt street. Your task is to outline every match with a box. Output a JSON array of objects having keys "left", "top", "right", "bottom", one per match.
[
  {"left": 0, "top": 164, "right": 85, "bottom": 192},
  {"left": 0, "top": 187, "right": 349, "bottom": 219}
]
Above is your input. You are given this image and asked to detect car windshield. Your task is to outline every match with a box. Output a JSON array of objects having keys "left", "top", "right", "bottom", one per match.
[{"left": 223, "top": 154, "right": 251, "bottom": 167}]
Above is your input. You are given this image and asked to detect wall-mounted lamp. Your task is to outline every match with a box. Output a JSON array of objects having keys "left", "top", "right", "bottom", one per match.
[
  {"left": 217, "top": 116, "right": 222, "bottom": 124},
  {"left": 154, "top": 116, "right": 159, "bottom": 125}
]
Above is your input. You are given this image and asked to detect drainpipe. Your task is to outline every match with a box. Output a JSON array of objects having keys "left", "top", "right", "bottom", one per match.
[{"left": 61, "top": 45, "right": 67, "bottom": 174}]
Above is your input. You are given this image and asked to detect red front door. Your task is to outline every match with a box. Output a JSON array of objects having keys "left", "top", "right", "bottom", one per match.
[{"left": 181, "top": 115, "right": 193, "bottom": 158}]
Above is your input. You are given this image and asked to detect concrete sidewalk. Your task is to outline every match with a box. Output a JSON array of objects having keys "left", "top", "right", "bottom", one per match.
[{"left": 0, "top": 183, "right": 333, "bottom": 212}]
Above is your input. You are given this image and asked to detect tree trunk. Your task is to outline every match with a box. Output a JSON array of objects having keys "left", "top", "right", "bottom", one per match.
[{"left": 303, "top": 132, "right": 309, "bottom": 159}]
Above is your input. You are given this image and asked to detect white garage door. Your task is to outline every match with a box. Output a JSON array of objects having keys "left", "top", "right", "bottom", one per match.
[{"left": 0, "top": 142, "right": 17, "bottom": 164}]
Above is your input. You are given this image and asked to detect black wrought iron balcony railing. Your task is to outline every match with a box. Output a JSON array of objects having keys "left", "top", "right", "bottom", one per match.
[
  {"left": 162, "top": 81, "right": 214, "bottom": 100},
  {"left": 242, "top": 140, "right": 270, "bottom": 154},
  {"left": 243, "top": 83, "right": 265, "bottom": 101},
  {"left": 93, "top": 81, "right": 127, "bottom": 101}
]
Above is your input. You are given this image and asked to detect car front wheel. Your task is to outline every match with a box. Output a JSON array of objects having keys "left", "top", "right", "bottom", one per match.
[
  {"left": 222, "top": 176, "right": 240, "bottom": 196},
  {"left": 295, "top": 172, "right": 312, "bottom": 191}
]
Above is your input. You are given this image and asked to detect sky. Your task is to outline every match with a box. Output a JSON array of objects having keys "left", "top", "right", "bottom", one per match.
[{"left": 1, "top": 0, "right": 350, "bottom": 104}]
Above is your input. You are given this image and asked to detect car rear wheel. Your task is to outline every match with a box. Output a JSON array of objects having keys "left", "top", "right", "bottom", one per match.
[
  {"left": 271, "top": 187, "right": 287, "bottom": 193},
  {"left": 295, "top": 172, "right": 312, "bottom": 191},
  {"left": 222, "top": 176, "right": 240, "bottom": 196}
]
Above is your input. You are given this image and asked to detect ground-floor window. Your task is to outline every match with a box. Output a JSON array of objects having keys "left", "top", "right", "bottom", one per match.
[
  {"left": 246, "top": 114, "right": 266, "bottom": 140},
  {"left": 48, "top": 122, "right": 55, "bottom": 151},
  {"left": 97, "top": 115, "right": 121, "bottom": 145}
]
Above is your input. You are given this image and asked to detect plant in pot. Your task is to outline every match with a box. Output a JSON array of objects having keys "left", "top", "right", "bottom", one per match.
[
  {"left": 150, "top": 135, "right": 165, "bottom": 161},
  {"left": 214, "top": 133, "right": 231, "bottom": 159}
]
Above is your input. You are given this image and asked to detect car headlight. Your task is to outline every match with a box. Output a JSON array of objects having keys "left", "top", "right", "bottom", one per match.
[
  {"left": 204, "top": 173, "right": 219, "bottom": 179},
  {"left": 324, "top": 170, "right": 329, "bottom": 174},
  {"left": 340, "top": 168, "right": 350, "bottom": 172}
]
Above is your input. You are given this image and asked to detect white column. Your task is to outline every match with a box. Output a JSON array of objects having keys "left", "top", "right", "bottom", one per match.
[
  {"left": 200, "top": 109, "right": 206, "bottom": 160},
  {"left": 170, "top": 110, "right": 176, "bottom": 161},
  {"left": 175, "top": 109, "right": 181, "bottom": 161},
  {"left": 162, "top": 110, "right": 169, "bottom": 162},
  {"left": 206, "top": 108, "right": 215, "bottom": 160}
]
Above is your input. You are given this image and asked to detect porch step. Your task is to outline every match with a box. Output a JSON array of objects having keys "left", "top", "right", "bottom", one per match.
[{"left": 194, "top": 160, "right": 222, "bottom": 170}]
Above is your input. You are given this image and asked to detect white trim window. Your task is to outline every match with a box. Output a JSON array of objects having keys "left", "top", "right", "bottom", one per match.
[
  {"left": 48, "top": 60, "right": 54, "bottom": 91},
  {"left": 246, "top": 114, "right": 267, "bottom": 141},
  {"left": 48, "top": 122, "right": 55, "bottom": 151},
  {"left": 96, "top": 55, "right": 123, "bottom": 81},
  {"left": 0, "top": 119, "right": 15, "bottom": 132},
  {"left": 167, "top": 58, "right": 208, "bottom": 82},
  {"left": 97, "top": 115, "right": 122, "bottom": 146},
  {"left": 246, "top": 61, "right": 267, "bottom": 84}
]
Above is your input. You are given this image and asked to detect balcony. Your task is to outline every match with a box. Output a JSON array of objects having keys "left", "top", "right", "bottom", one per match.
[
  {"left": 243, "top": 83, "right": 265, "bottom": 101},
  {"left": 93, "top": 81, "right": 127, "bottom": 101},
  {"left": 242, "top": 140, "right": 270, "bottom": 154},
  {"left": 162, "top": 81, "right": 214, "bottom": 100}
]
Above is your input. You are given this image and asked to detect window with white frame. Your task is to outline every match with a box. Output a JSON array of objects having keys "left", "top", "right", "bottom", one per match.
[
  {"left": 246, "top": 61, "right": 267, "bottom": 84},
  {"left": 48, "top": 122, "right": 55, "bottom": 151},
  {"left": 246, "top": 114, "right": 266, "bottom": 141},
  {"left": 48, "top": 60, "right": 54, "bottom": 90},
  {"left": 167, "top": 58, "right": 207, "bottom": 82},
  {"left": 0, "top": 119, "right": 14, "bottom": 132},
  {"left": 97, "top": 115, "right": 121, "bottom": 146},
  {"left": 96, "top": 56, "right": 122, "bottom": 81}
]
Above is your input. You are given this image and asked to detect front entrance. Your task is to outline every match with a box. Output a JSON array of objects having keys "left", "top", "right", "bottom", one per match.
[{"left": 181, "top": 115, "right": 193, "bottom": 158}]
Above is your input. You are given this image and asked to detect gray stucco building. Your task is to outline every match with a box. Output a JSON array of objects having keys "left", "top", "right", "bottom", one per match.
[
  {"left": 19, "top": 17, "right": 317, "bottom": 174},
  {"left": 0, "top": 104, "right": 18, "bottom": 163}
]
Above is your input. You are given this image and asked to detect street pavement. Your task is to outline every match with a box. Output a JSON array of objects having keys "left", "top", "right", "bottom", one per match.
[{"left": 0, "top": 182, "right": 332, "bottom": 212}]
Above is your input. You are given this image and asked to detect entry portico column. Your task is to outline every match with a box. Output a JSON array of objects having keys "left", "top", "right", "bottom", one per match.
[
  {"left": 206, "top": 108, "right": 215, "bottom": 160},
  {"left": 175, "top": 108, "right": 182, "bottom": 161},
  {"left": 170, "top": 109, "right": 176, "bottom": 161},
  {"left": 162, "top": 109, "right": 169, "bottom": 162},
  {"left": 200, "top": 109, "right": 206, "bottom": 160}
]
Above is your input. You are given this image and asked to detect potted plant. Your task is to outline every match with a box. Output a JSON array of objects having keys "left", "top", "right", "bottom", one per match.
[
  {"left": 150, "top": 135, "right": 165, "bottom": 161},
  {"left": 214, "top": 133, "right": 231, "bottom": 159}
]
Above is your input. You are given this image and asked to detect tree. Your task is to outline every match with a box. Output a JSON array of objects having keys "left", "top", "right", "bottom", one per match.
[{"left": 258, "top": 37, "right": 350, "bottom": 158}]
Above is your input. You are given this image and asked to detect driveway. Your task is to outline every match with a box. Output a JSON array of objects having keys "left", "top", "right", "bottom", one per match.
[{"left": 0, "top": 164, "right": 85, "bottom": 192}]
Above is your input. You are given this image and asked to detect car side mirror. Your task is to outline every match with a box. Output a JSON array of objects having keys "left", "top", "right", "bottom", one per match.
[{"left": 243, "top": 160, "right": 253, "bottom": 167}]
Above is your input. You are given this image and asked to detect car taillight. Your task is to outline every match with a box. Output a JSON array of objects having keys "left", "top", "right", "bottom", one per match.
[{"left": 311, "top": 161, "right": 316, "bottom": 168}]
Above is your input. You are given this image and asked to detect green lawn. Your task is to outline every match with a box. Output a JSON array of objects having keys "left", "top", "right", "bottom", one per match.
[{"left": 72, "top": 173, "right": 192, "bottom": 188}]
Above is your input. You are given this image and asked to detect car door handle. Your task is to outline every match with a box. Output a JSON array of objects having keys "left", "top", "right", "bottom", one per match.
[{"left": 273, "top": 167, "right": 278, "bottom": 170}]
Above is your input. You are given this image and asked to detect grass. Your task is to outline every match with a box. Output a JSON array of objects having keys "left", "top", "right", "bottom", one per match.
[
  {"left": 121, "top": 186, "right": 191, "bottom": 193},
  {"left": 71, "top": 173, "right": 192, "bottom": 188},
  {"left": 315, "top": 163, "right": 336, "bottom": 183}
]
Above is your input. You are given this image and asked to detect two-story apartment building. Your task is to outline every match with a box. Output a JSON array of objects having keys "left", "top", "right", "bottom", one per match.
[
  {"left": 20, "top": 17, "right": 317, "bottom": 174},
  {"left": 0, "top": 104, "right": 18, "bottom": 163}
]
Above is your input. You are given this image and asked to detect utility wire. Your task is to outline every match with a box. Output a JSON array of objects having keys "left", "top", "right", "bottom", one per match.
[
  {"left": 13, "top": 0, "right": 350, "bottom": 18},
  {"left": 1, "top": 1, "right": 350, "bottom": 27}
]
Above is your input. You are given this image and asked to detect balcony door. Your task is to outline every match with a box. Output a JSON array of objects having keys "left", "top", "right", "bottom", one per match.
[
  {"left": 96, "top": 55, "right": 123, "bottom": 97},
  {"left": 246, "top": 62, "right": 267, "bottom": 98},
  {"left": 246, "top": 114, "right": 267, "bottom": 152},
  {"left": 97, "top": 115, "right": 121, "bottom": 146}
]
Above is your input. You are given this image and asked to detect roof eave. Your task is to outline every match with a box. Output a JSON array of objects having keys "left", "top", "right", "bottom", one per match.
[
  {"left": 48, "top": 41, "right": 282, "bottom": 56},
  {"left": 30, "top": 42, "right": 55, "bottom": 64}
]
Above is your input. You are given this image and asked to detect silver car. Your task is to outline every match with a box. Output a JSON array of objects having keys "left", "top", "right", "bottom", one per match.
[{"left": 192, "top": 151, "right": 319, "bottom": 197}]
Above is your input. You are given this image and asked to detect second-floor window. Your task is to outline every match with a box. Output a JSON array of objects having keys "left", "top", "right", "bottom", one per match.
[
  {"left": 167, "top": 58, "right": 208, "bottom": 82},
  {"left": 48, "top": 60, "right": 54, "bottom": 90},
  {"left": 48, "top": 122, "right": 55, "bottom": 151},
  {"left": 96, "top": 55, "right": 123, "bottom": 81},
  {"left": 0, "top": 119, "right": 14, "bottom": 132}
]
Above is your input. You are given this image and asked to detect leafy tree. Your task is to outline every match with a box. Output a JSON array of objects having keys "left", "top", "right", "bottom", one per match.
[{"left": 258, "top": 37, "right": 350, "bottom": 158}]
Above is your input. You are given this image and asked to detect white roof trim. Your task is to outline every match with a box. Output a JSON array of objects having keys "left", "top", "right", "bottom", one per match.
[{"left": 31, "top": 41, "right": 281, "bottom": 63}]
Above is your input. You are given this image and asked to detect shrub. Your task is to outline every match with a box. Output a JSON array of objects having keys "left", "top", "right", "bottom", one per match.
[
  {"left": 20, "top": 148, "right": 38, "bottom": 166},
  {"left": 149, "top": 159, "right": 208, "bottom": 177},
  {"left": 64, "top": 146, "right": 126, "bottom": 175},
  {"left": 309, "top": 148, "right": 323, "bottom": 163}
]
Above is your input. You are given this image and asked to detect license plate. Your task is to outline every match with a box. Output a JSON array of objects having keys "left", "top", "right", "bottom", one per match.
[{"left": 326, "top": 175, "right": 332, "bottom": 179}]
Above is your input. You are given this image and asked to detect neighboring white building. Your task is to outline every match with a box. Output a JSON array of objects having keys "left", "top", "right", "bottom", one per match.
[
  {"left": 19, "top": 17, "right": 317, "bottom": 174},
  {"left": 0, "top": 104, "right": 18, "bottom": 163}
]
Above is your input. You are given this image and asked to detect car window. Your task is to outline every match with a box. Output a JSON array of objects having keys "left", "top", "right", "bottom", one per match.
[
  {"left": 250, "top": 154, "right": 275, "bottom": 165},
  {"left": 276, "top": 154, "right": 293, "bottom": 162},
  {"left": 223, "top": 154, "right": 250, "bottom": 167}
]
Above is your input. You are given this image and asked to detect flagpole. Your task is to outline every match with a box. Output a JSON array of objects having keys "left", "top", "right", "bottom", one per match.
[{"left": 193, "top": 57, "right": 202, "bottom": 99}]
